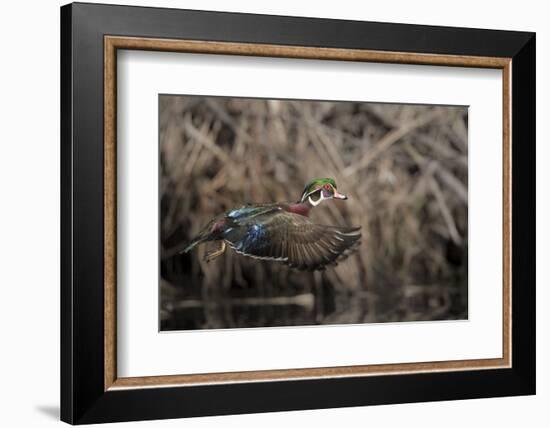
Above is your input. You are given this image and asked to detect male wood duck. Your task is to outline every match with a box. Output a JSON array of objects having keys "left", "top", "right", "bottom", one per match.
[{"left": 183, "top": 178, "right": 361, "bottom": 271}]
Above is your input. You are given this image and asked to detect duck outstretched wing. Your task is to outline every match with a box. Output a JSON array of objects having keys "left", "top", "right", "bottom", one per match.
[{"left": 223, "top": 210, "right": 361, "bottom": 270}]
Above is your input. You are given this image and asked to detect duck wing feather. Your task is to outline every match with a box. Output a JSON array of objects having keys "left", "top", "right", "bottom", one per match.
[{"left": 223, "top": 209, "right": 361, "bottom": 271}]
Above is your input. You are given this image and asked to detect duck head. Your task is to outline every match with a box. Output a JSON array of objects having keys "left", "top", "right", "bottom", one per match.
[{"left": 299, "top": 178, "right": 348, "bottom": 207}]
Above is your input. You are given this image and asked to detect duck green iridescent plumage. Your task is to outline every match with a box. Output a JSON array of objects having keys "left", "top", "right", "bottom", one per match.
[{"left": 182, "top": 178, "right": 361, "bottom": 271}]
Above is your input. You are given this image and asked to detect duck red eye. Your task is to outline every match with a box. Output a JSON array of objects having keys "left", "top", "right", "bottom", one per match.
[{"left": 324, "top": 184, "right": 331, "bottom": 190}]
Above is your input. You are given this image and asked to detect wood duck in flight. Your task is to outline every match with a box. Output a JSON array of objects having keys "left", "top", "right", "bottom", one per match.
[{"left": 182, "top": 178, "right": 361, "bottom": 271}]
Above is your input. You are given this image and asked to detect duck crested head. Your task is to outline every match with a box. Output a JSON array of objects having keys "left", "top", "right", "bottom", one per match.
[{"left": 299, "top": 178, "right": 348, "bottom": 206}]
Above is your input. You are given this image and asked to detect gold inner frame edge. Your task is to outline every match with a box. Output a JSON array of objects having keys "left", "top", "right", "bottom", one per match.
[{"left": 104, "top": 36, "right": 512, "bottom": 391}]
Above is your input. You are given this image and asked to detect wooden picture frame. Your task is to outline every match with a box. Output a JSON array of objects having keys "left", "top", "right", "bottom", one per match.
[{"left": 61, "top": 2, "right": 535, "bottom": 424}]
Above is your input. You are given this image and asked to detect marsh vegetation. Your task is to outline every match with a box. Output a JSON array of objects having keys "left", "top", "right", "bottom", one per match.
[{"left": 159, "top": 95, "right": 468, "bottom": 330}]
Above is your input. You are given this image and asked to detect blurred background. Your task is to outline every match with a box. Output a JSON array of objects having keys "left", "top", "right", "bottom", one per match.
[{"left": 159, "top": 95, "right": 468, "bottom": 331}]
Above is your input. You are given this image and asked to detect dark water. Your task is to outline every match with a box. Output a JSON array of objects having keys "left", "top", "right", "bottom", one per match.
[{"left": 160, "top": 269, "right": 467, "bottom": 331}]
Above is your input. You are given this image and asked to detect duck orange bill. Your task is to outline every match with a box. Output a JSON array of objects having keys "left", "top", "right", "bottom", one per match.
[{"left": 333, "top": 191, "right": 348, "bottom": 200}]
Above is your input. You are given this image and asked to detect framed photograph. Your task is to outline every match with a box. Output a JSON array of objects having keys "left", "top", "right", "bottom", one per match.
[{"left": 60, "top": 2, "right": 535, "bottom": 424}]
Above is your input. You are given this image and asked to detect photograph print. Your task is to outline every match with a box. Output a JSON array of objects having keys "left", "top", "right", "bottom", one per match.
[{"left": 159, "top": 95, "right": 468, "bottom": 331}]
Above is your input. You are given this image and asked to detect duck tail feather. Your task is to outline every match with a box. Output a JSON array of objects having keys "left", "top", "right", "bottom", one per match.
[{"left": 181, "top": 236, "right": 206, "bottom": 254}]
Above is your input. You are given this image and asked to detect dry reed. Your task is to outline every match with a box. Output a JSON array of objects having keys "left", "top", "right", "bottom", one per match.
[{"left": 159, "top": 95, "right": 468, "bottom": 330}]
